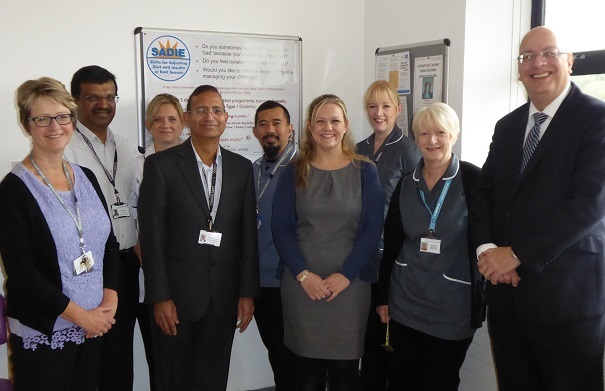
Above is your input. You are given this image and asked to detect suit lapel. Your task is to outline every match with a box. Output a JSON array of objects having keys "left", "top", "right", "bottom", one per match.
[
  {"left": 177, "top": 141, "right": 211, "bottom": 218},
  {"left": 214, "top": 147, "right": 231, "bottom": 225},
  {"left": 509, "top": 106, "right": 529, "bottom": 191}
]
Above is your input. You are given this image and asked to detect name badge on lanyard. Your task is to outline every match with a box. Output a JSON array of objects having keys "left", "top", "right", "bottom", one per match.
[
  {"left": 73, "top": 251, "right": 95, "bottom": 275},
  {"left": 418, "top": 178, "right": 452, "bottom": 255}
]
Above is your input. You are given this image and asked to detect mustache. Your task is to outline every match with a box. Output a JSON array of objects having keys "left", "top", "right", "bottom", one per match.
[
  {"left": 262, "top": 134, "right": 279, "bottom": 142},
  {"left": 92, "top": 107, "right": 112, "bottom": 113}
]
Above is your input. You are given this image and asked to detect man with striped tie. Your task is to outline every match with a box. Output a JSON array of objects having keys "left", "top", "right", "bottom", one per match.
[{"left": 471, "top": 26, "right": 605, "bottom": 391}]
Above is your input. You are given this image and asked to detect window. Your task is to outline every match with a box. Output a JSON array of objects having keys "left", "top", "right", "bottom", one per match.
[{"left": 541, "top": 0, "right": 605, "bottom": 101}]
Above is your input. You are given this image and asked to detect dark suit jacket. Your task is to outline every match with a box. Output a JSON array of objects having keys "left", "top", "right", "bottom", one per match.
[
  {"left": 138, "top": 140, "right": 259, "bottom": 322},
  {"left": 470, "top": 83, "right": 605, "bottom": 323}
]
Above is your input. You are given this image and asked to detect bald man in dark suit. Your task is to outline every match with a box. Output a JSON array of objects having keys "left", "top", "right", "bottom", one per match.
[{"left": 471, "top": 27, "right": 605, "bottom": 391}]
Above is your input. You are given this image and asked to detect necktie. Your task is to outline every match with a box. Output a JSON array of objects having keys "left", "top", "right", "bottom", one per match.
[{"left": 520, "top": 112, "right": 548, "bottom": 175}]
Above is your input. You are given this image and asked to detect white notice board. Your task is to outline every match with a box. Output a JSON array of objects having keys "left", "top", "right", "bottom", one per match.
[{"left": 135, "top": 27, "right": 302, "bottom": 161}]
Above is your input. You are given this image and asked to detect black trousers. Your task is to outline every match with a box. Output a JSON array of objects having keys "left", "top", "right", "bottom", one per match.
[
  {"left": 10, "top": 333, "right": 102, "bottom": 391},
  {"left": 99, "top": 249, "right": 154, "bottom": 390},
  {"left": 254, "top": 287, "right": 296, "bottom": 391},
  {"left": 360, "top": 284, "right": 399, "bottom": 391},
  {"left": 389, "top": 320, "right": 472, "bottom": 391},
  {"left": 295, "top": 355, "right": 361, "bottom": 391},
  {"left": 489, "top": 311, "right": 605, "bottom": 391},
  {"left": 150, "top": 302, "right": 236, "bottom": 391}
]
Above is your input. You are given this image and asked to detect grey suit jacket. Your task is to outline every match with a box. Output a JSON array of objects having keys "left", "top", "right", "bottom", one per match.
[
  {"left": 470, "top": 83, "right": 605, "bottom": 323},
  {"left": 138, "top": 140, "right": 259, "bottom": 321}
]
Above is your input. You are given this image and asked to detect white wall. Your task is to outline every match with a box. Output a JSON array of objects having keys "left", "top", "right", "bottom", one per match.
[
  {"left": 0, "top": 0, "right": 531, "bottom": 390},
  {"left": 461, "top": 0, "right": 531, "bottom": 165},
  {"left": 0, "top": 0, "right": 366, "bottom": 175},
  {"left": 363, "top": 0, "right": 529, "bottom": 166},
  {"left": 363, "top": 0, "right": 468, "bottom": 154}
]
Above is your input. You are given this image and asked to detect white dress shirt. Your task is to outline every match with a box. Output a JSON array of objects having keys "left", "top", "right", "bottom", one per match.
[
  {"left": 64, "top": 123, "right": 138, "bottom": 250},
  {"left": 192, "top": 140, "right": 223, "bottom": 225}
]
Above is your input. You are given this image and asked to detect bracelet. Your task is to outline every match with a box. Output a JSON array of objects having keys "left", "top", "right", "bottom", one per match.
[{"left": 298, "top": 271, "right": 310, "bottom": 284}]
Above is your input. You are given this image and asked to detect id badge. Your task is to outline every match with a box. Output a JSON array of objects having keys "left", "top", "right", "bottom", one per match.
[
  {"left": 73, "top": 251, "right": 95, "bottom": 275},
  {"left": 198, "top": 230, "right": 222, "bottom": 247},
  {"left": 420, "top": 237, "right": 441, "bottom": 254},
  {"left": 111, "top": 202, "right": 131, "bottom": 219}
]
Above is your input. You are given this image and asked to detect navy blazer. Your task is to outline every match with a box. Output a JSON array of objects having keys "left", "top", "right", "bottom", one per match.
[
  {"left": 470, "top": 83, "right": 605, "bottom": 323},
  {"left": 138, "top": 140, "right": 259, "bottom": 322}
]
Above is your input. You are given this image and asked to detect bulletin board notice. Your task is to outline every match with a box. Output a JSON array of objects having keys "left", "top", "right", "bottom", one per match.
[
  {"left": 134, "top": 27, "right": 302, "bottom": 161},
  {"left": 375, "top": 39, "right": 449, "bottom": 137}
]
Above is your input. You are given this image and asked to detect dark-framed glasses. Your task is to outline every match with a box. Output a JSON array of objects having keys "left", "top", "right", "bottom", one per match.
[
  {"left": 189, "top": 107, "right": 225, "bottom": 116},
  {"left": 28, "top": 114, "right": 74, "bottom": 127},
  {"left": 517, "top": 50, "right": 567, "bottom": 64},
  {"left": 82, "top": 94, "right": 119, "bottom": 103}
]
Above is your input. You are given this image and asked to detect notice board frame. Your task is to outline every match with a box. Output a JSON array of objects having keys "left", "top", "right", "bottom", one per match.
[{"left": 134, "top": 27, "right": 302, "bottom": 161}]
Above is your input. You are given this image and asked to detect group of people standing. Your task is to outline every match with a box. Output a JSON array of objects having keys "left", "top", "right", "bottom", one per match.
[{"left": 1, "top": 26, "right": 605, "bottom": 391}]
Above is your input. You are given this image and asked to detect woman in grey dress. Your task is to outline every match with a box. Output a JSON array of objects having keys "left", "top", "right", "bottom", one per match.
[{"left": 272, "top": 95, "right": 384, "bottom": 391}]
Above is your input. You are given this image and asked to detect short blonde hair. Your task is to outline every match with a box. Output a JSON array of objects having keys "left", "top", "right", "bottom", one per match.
[
  {"left": 145, "top": 93, "right": 184, "bottom": 127},
  {"left": 364, "top": 80, "right": 400, "bottom": 109},
  {"left": 412, "top": 102, "right": 460, "bottom": 140},
  {"left": 17, "top": 77, "right": 76, "bottom": 128}
]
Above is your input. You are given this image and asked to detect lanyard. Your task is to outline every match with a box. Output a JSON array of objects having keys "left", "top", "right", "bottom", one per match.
[
  {"left": 203, "top": 160, "right": 218, "bottom": 231},
  {"left": 76, "top": 128, "right": 121, "bottom": 201},
  {"left": 30, "top": 155, "right": 87, "bottom": 256},
  {"left": 256, "top": 143, "right": 295, "bottom": 209},
  {"left": 418, "top": 178, "right": 452, "bottom": 237}
]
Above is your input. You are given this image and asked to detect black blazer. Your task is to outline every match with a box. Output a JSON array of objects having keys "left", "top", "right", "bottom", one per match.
[
  {"left": 138, "top": 140, "right": 259, "bottom": 322},
  {"left": 0, "top": 166, "right": 119, "bottom": 337},
  {"left": 470, "top": 83, "right": 605, "bottom": 323}
]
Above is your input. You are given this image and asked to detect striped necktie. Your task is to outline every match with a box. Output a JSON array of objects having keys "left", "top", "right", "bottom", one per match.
[{"left": 520, "top": 112, "right": 548, "bottom": 175}]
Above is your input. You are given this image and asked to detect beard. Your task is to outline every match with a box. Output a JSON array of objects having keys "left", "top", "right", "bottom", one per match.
[{"left": 263, "top": 144, "right": 282, "bottom": 161}]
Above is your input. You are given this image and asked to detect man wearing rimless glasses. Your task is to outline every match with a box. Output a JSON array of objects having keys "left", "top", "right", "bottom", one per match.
[{"left": 471, "top": 26, "right": 605, "bottom": 391}]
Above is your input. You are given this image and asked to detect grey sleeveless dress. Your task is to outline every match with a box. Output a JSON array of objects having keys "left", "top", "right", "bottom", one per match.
[{"left": 281, "top": 163, "right": 371, "bottom": 360}]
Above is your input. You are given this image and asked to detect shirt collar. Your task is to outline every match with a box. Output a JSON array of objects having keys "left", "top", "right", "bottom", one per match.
[
  {"left": 144, "top": 143, "right": 156, "bottom": 158},
  {"left": 191, "top": 140, "right": 222, "bottom": 169},
  {"left": 412, "top": 154, "right": 459, "bottom": 182},
  {"left": 529, "top": 81, "right": 571, "bottom": 119},
  {"left": 76, "top": 122, "right": 114, "bottom": 143}
]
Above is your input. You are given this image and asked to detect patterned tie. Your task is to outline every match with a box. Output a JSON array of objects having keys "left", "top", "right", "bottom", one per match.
[{"left": 519, "top": 112, "right": 548, "bottom": 175}]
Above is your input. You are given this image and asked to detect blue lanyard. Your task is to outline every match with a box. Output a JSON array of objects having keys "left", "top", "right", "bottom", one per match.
[{"left": 418, "top": 178, "right": 452, "bottom": 236}]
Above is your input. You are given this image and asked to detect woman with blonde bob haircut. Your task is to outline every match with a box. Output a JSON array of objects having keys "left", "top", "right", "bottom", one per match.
[
  {"left": 376, "top": 102, "right": 485, "bottom": 390},
  {"left": 0, "top": 77, "right": 118, "bottom": 390},
  {"left": 273, "top": 95, "right": 384, "bottom": 391},
  {"left": 130, "top": 93, "right": 186, "bottom": 389},
  {"left": 357, "top": 81, "right": 421, "bottom": 391}
]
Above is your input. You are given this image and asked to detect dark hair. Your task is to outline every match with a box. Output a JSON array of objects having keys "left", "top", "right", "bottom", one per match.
[
  {"left": 71, "top": 65, "right": 118, "bottom": 98},
  {"left": 254, "top": 100, "right": 291, "bottom": 125},
  {"left": 186, "top": 85, "right": 222, "bottom": 112}
]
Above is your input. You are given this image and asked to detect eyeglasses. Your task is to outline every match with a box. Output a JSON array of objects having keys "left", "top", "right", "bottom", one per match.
[
  {"left": 517, "top": 50, "right": 567, "bottom": 64},
  {"left": 28, "top": 114, "right": 74, "bottom": 127},
  {"left": 82, "top": 94, "right": 119, "bottom": 103},
  {"left": 189, "top": 107, "right": 225, "bottom": 116}
]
